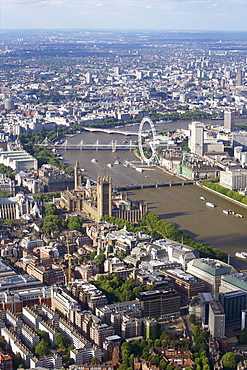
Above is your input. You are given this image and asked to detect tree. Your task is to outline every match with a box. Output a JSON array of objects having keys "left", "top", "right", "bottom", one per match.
[
  {"left": 149, "top": 354, "right": 159, "bottom": 365},
  {"left": 35, "top": 329, "right": 49, "bottom": 342},
  {"left": 188, "top": 314, "right": 196, "bottom": 324},
  {"left": 68, "top": 344, "right": 74, "bottom": 353},
  {"left": 94, "top": 253, "right": 106, "bottom": 272},
  {"left": 35, "top": 339, "right": 49, "bottom": 357},
  {"left": 167, "top": 365, "right": 175, "bottom": 370},
  {"left": 3, "top": 219, "right": 14, "bottom": 227},
  {"left": 221, "top": 352, "right": 237, "bottom": 369},
  {"left": 161, "top": 339, "right": 168, "bottom": 347},
  {"left": 44, "top": 203, "right": 58, "bottom": 215},
  {"left": 121, "top": 342, "right": 130, "bottom": 351},
  {"left": 67, "top": 216, "right": 83, "bottom": 231},
  {"left": 0, "top": 336, "right": 8, "bottom": 351},
  {"left": 118, "top": 364, "right": 128, "bottom": 370},
  {"left": 184, "top": 339, "right": 192, "bottom": 348},
  {"left": 191, "top": 325, "right": 201, "bottom": 337},
  {"left": 62, "top": 354, "right": 74, "bottom": 367},
  {"left": 94, "top": 253, "right": 106, "bottom": 265},
  {"left": 160, "top": 330, "right": 169, "bottom": 340},
  {"left": 140, "top": 340, "right": 147, "bottom": 348},
  {"left": 90, "top": 251, "right": 97, "bottom": 260},
  {"left": 142, "top": 348, "right": 149, "bottom": 360},
  {"left": 55, "top": 333, "right": 69, "bottom": 350},
  {"left": 160, "top": 359, "right": 167, "bottom": 369},
  {"left": 0, "top": 190, "right": 10, "bottom": 198},
  {"left": 43, "top": 214, "right": 62, "bottom": 234},
  {"left": 91, "top": 357, "right": 100, "bottom": 364},
  {"left": 194, "top": 358, "right": 201, "bottom": 366},
  {"left": 131, "top": 340, "right": 142, "bottom": 356},
  {"left": 154, "top": 339, "right": 161, "bottom": 347},
  {"left": 0, "top": 164, "right": 14, "bottom": 180},
  {"left": 118, "top": 250, "right": 127, "bottom": 261},
  {"left": 129, "top": 354, "right": 134, "bottom": 368},
  {"left": 201, "top": 357, "right": 209, "bottom": 366}
]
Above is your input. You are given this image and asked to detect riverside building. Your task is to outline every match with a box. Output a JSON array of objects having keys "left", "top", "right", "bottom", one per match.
[
  {"left": 187, "top": 258, "right": 234, "bottom": 296},
  {"left": 60, "top": 162, "right": 147, "bottom": 223},
  {"left": 219, "top": 168, "right": 247, "bottom": 191}
]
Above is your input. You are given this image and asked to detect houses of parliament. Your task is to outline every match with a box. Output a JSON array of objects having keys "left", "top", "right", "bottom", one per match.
[{"left": 60, "top": 160, "right": 147, "bottom": 223}]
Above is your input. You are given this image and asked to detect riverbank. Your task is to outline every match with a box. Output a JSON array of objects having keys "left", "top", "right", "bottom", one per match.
[
  {"left": 196, "top": 182, "right": 247, "bottom": 210},
  {"left": 156, "top": 158, "right": 247, "bottom": 210},
  {"left": 157, "top": 164, "right": 196, "bottom": 182},
  {"left": 157, "top": 161, "right": 247, "bottom": 210}
]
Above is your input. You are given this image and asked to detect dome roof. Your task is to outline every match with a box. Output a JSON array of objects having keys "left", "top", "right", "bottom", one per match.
[{"left": 112, "top": 257, "right": 121, "bottom": 264}]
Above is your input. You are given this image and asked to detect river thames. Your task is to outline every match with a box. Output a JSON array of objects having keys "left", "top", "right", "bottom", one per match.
[{"left": 60, "top": 118, "right": 247, "bottom": 263}]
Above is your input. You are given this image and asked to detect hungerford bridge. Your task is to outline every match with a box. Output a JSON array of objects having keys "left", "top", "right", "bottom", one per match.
[{"left": 39, "top": 137, "right": 136, "bottom": 152}]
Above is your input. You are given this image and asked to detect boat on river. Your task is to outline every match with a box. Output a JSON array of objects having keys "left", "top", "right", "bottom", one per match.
[
  {"left": 223, "top": 209, "right": 233, "bottom": 215},
  {"left": 91, "top": 158, "right": 97, "bottom": 163},
  {"left": 206, "top": 202, "right": 216, "bottom": 208},
  {"left": 235, "top": 213, "right": 243, "bottom": 218},
  {"left": 235, "top": 252, "right": 247, "bottom": 259},
  {"left": 199, "top": 196, "right": 206, "bottom": 200}
]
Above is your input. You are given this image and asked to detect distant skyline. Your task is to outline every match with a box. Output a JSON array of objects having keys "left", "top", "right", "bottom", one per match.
[{"left": 1, "top": 0, "right": 247, "bottom": 32}]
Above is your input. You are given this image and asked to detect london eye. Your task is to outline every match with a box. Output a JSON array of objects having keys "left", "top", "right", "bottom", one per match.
[{"left": 138, "top": 117, "right": 158, "bottom": 166}]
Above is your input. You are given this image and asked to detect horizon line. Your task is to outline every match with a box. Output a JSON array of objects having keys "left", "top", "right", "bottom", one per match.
[{"left": 1, "top": 28, "right": 247, "bottom": 33}]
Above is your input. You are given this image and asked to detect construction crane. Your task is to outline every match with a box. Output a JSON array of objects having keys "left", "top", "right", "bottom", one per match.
[{"left": 66, "top": 233, "right": 72, "bottom": 284}]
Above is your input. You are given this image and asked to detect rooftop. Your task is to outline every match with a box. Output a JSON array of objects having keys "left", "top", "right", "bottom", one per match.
[
  {"left": 209, "top": 301, "right": 224, "bottom": 315},
  {"left": 191, "top": 258, "right": 233, "bottom": 276},
  {"left": 222, "top": 272, "right": 247, "bottom": 292},
  {"left": 166, "top": 269, "right": 198, "bottom": 282},
  {"left": 198, "top": 292, "right": 214, "bottom": 304}
]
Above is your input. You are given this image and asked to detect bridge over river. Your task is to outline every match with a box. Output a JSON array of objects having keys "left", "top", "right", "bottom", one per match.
[
  {"left": 115, "top": 180, "right": 194, "bottom": 191},
  {"left": 39, "top": 138, "right": 136, "bottom": 152}
]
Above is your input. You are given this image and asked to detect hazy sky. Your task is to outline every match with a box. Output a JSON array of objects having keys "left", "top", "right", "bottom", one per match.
[{"left": 1, "top": 0, "right": 247, "bottom": 31}]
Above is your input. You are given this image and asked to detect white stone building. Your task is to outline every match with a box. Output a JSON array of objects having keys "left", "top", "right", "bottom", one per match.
[
  {"left": 0, "top": 193, "right": 41, "bottom": 220},
  {"left": 0, "top": 150, "right": 38, "bottom": 171},
  {"left": 220, "top": 168, "right": 247, "bottom": 191},
  {"left": 208, "top": 301, "right": 225, "bottom": 338}
]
